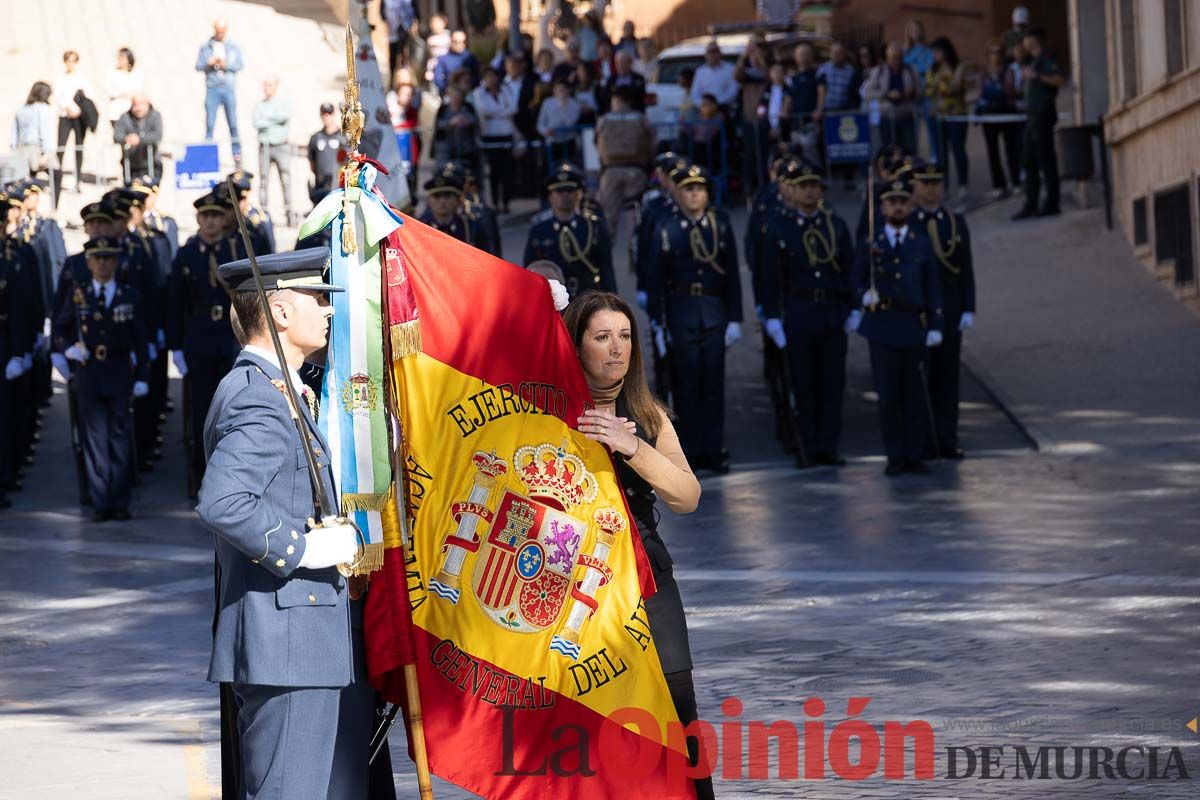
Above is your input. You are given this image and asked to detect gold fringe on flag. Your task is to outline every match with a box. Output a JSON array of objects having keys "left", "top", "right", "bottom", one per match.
[
  {"left": 389, "top": 319, "right": 422, "bottom": 358},
  {"left": 342, "top": 490, "right": 392, "bottom": 513}
]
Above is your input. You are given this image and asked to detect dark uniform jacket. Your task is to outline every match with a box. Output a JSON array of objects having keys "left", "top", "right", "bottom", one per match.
[
  {"left": 759, "top": 205, "right": 855, "bottom": 332},
  {"left": 167, "top": 234, "right": 241, "bottom": 359},
  {"left": 744, "top": 182, "right": 779, "bottom": 306},
  {"left": 911, "top": 206, "right": 975, "bottom": 323},
  {"left": 417, "top": 208, "right": 490, "bottom": 253},
  {"left": 0, "top": 250, "right": 31, "bottom": 363},
  {"left": 522, "top": 208, "right": 616, "bottom": 298},
  {"left": 645, "top": 206, "right": 743, "bottom": 329},
  {"left": 2, "top": 235, "right": 42, "bottom": 350},
  {"left": 464, "top": 194, "right": 502, "bottom": 259},
  {"left": 852, "top": 226, "right": 944, "bottom": 349},
  {"left": 53, "top": 280, "right": 150, "bottom": 395},
  {"left": 633, "top": 187, "right": 674, "bottom": 293}
]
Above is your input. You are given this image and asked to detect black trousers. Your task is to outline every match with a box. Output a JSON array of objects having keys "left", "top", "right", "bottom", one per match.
[
  {"left": 668, "top": 320, "right": 726, "bottom": 461},
  {"left": 926, "top": 324, "right": 963, "bottom": 450},
  {"left": 868, "top": 342, "right": 928, "bottom": 464},
  {"left": 187, "top": 352, "right": 236, "bottom": 485},
  {"left": 80, "top": 389, "right": 133, "bottom": 512},
  {"left": 54, "top": 116, "right": 87, "bottom": 203},
  {"left": 983, "top": 121, "right": 1023, "bottom": 189},
  {"left": 785, "top": 325, "right": 847, "bottom": 456},
  {"left": 1021, "top": 112, "right": 1059, "bottom": 211},
  {"left": 0, "top": 368, "right": 10, "bottom": 496},
  {"left": 481, "top": 135, "right": 514, "bottom": 209}
]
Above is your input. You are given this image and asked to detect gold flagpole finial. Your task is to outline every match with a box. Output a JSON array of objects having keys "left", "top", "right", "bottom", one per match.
[{"left": 342, "top": 22, "right": 364, "bottom": 155}]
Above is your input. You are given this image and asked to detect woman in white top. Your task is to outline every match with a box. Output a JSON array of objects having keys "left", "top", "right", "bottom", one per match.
[
  {"left": 52, "top": 50, "right": 94, "bottom": 194},
  {"left": 472, "top": 65, "right": 517, "bottom": 211},
  {"left": 105, "top": 47, "right": 143, "bottom": 128},
  {"left": 536, "top": 78, "right": 583, "bottom": 164},
  {"left": 10, "top": 82, "right": 54, "bottom": 176}
]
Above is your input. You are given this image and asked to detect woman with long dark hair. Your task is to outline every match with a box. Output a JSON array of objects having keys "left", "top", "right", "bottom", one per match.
[
  {"left": 53, "top": 50, "right": 94, "bottom": 195},
  {"left": 563, "top": 291, "right": 714, "bottom": 799}
]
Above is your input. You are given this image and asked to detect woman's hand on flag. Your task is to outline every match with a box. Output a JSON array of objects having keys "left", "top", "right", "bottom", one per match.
[{"left": 578, "top": 409, "right": 640, "bottom": 458}]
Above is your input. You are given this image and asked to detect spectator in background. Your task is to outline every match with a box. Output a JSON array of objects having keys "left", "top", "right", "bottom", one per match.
[
  {"left": 755, "top": 62, "right": 791, "bottom": 184},
  {"left": 552, "top": 38, "right": 585, "bottom": 88},
  {"left": 575, "top": 63, "right": 600, "bottom": 124},
  {"left": 382, "top": 0, "right": 419, "bottom": 81},
  {"left": 616, "top": 21, "right": 638, "bottom": 57},
  {"left": 503, "top": 52, "right": 539, "bottom": 197},
  {"left": 425, "top": 14, "right": 451, "bottom": 87},
  {"left": 435, "top": 30, "right": 480, "bottom": 95},
  {"left": 862, "top": 42, "right": 919, "bottom": 156},
  {"left": 691, "top": 41, "right": 738, "bottom": 114},
  {"left": 534, "top": 48, "right": 557, "bottom": 84},
  {"left": 595, "top": 86, "right": 654, "bottom": 236},
  {"left": 926, "top": 37, "right": 969, "bottom": 204},
  {"left": 789, "top": 44, "right": 819, "bottom": 118},
  {"left": 11, "top": 82, "right": 54, "bottom": 177},
  {"left": 251, "top": 75, "right": 292, "bottom": 224},
  {"left": 387, "top": 80, "right": 422, "bottom": 199},
  {"left": 977, "top": 42, "right": 1022, "bottom": 198},
  {"left": 814, "top": 41, "right": 858, "bottom": 120},
  {"left": 903, "top": 19, "right": 934, "bottom": 159},
  {"left": 433, "top": 85, "right": 480, "bottom": 168},
  {"left": 306, "top": 102, "right": 346, "bottom": 205},
  {"left": 114, "top": 93, "right": 162, "bottom": 180},
  {"left": 473, "top": 66, "right": 517, "bottom": 212},
  {"left": 680, "top": 93, "right": 722, "bottom": 168},
  {"left": 634, "top": 38, "right": 657, "bottom": 77},
  {"left": 1013, "top": 26, "right": 1063, "bottom": 219},
  {"left": 576, "top": 11, "right": 602, "bottom": 61},
  {"left": 106, "top": 47, "right": 143, "bottom": 131},
  {"left": 53, "top": 50, "right": 94, "bottom": 196},
  {"left": 595, "top": 38, "right": 615, "bottom": 85},
  {"left": 858, "top": 44, "right": 878, "bottom": 73},
  {"left": 537, "top": 78, "right": 583, "bottom": 164},
  {"left": 736, "top": 38, "right": 773, "bottom": 192},
  {"left": 601, "top": 50, "right": 647, "bottom": 113},
  {"left": 196, "top": 19, "right": 245, "bottom": 161},
  {"left": 1002, "top": 6, "right": 1032, "bottom": 61}
]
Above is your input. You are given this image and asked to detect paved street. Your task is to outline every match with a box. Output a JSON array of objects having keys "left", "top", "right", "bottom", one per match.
[{"left": 2, "top": 184, "right": 1199, "bottom": 798}]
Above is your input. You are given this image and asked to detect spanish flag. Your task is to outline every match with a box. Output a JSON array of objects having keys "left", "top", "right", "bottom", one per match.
[{"left": 365, "top": 215, "right": 693, "bottom": 798}]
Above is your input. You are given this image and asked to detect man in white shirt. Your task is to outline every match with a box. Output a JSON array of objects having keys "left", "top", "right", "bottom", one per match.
[{"left": 690, "top": 41, "right": 738, "bottom": 111}]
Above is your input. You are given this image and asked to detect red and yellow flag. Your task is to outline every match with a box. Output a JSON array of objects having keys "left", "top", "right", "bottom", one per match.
[{"left": 365, "top": 215, "right": 692, "bottom": 798}]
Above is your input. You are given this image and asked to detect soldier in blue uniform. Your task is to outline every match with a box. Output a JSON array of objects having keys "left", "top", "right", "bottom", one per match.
[
  {"left": 645, "top": 164, "right": 743, "bottom": 473},
  {"left": 911, "top": 160, "right": 976, "bottom": 459},
  {"left": 0, "top": 189, "right": 34, "bottom": 508},
  {"left": 54, "top": 203, "right": 114, "bottom": 316},
  {"left": 1, "top": 187, "right": 42, "bottom": 491},
  {"left": 53, "top": 237, "right": 150, "bottom": 520},
  {"left": 169, "top": 191, "right": 242, "bottom": 495},
  {"left": 851, "top": 175, "right": 944, "bottom": 476},
  {"left": 417, "top": 171, "right": 490, "bottom": 250},
  {"left": 759, "top": 158, "right": 856, "bottom": 467},
  {"left": 130, "top": 174, "right": 180, "bottom": 259},
  {"left": 633, "top": 153, "right": 687, "bottom": 311},
  {"left": 444, "top": 160, "right": 502, "bottom": 258},
  {"left": 227, "top": 170, "right": 276, "bottom": 254},
  {"left": 744, "top": 151, "right": 787, "bottom": 305},
  {"left": 199, "top": 249, "right": 373, "bottom": 799},
  {"left": 523, "top": 163, "right": 616, "bottom": 298}
]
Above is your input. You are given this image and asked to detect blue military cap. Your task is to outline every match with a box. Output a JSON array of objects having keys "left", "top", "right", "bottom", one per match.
[
  {"left": 4, "top": 182, "right": 29, "bottom": 202},
  {"left": 544, "top": 162, "right": 584, "bottom": 192},
  {"left": 194, "top": 190, "right": 233, "bottom": 213},
  {"left": 654, "top": 151, "right": 683, "bottom": 172},
  {"left": 83, "top": 237, "right": 123, "bottom": 257},
  {"left": 441, "top": 160, "right": 476, "bottom": 183},
  {"left": 102, "top": 188, "right": 139, "bottom": 217},
  {"left": 218, "top": 247, "right": 345, "bottom": 293},
  {"left": 424, "top": 172, "right": 464, "bottom": 195},
  {"left": 910, "top": 159, "right": 944, "bottom": 182},
  {"left": 675, "top": 164, "right": 711, "bottom": 189},
  {"left": 0, "top": 188, "right": 22, "bottom": 208},
  {"left": 128, "top": 174, "right": 160, "bottom": 194},
  {"left": 81, "top": 202, "right": 113, "bottom": 223},
  {"left": 227, "top": 170, "right": 254, "bottom": 197},
  {"left": 778, "top": 157, "right": 824, "bottom": 186},
  {"left": 880, "top": 175, "right": 914, "bottom": 200},
  {"left": 20, "top": 177, "right": 48, "bottom": 196}
]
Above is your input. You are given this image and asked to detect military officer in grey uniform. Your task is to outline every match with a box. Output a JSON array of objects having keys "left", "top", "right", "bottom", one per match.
[
  {"left": 523, "top": 163, "right": 616, "bottom": 299},
  {"left": 911, "top": 159, "right": 976, "bottom": 459},
  {"left": 198, "top": 248, "right": 373, "bottom": 799}
]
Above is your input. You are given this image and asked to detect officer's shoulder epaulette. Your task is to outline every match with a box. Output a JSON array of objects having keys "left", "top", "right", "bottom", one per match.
[{"left": 531, "top": 208, "right": 555, "bottom": 225}]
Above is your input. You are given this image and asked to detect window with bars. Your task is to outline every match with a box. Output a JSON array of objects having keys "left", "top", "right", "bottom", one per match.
[
  {"left": 1165, "top": 0, "right": 1185, "bottom": 76},
  {"left": 1119, "top": 0, "right": 1138, "bottom": 101}
]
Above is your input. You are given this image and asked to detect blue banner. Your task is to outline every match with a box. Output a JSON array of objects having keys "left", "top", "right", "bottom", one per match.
[
  {"left": 174, "top": 144, "right": 221, "bottom": 190},
  {"left": 823, "top": 113, "right": 871, "bottom": 164}
]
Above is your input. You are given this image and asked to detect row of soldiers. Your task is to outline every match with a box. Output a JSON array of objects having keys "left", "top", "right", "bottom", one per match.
[{"left": 0, "top": 169, "right": 278, "bottom": 519}]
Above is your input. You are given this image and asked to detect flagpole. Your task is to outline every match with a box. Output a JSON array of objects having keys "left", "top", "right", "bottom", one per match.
[{"left": 341, "top": 8, "right": 433, "bottom": 795}]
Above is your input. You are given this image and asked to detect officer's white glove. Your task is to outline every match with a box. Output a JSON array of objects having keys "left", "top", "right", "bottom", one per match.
[
  {"left": 636, "top": 290, "right": 648, "bottom": 310},
  {"left": 147, "top": 343, "right": 158, "bottom": 362},
  {"left": 172, "top": 351, "right": 189, "bottom": 377},
  {"left": 844, "top": 309, "right": 863, "bottom": 334},
  {"left": 861, "top": 289, "right": 880, "bottom": 308},
  {"left": 4, "top": 357, "right": 25, "bottom": 380},
  {"left": 43, "top": 317, "right": 51, "bottom": 338},
  {"left": 959, "top": 311, "right": 974, "bottom": 331},
  {"left": 651, "top": 321, "right": 668, "bottom": 359},
  {"left": 547, "top": 279, "right": 569, "bottom": 312},
  {"left": 156, "top": 328, "right": 166, "bottom": 349},
  {"left": 64, "top": 343, "right": 88, "bottom": 363},
  {"left": 132, "top": 380, "right": 149, "bottom": 398},
  {"left": 51, "top": 353, "right": 70, "bottom": 380},
  {"left": 925, "top": 329, "right": 943, "bottom": 348},
  {"left": 299, "top": 521, "right": 360, "bottom": 569},
  {"left": 724, "top": 321, "right": 742, "bottom": 348},
  {"left": 129, "top": 351, "right": 138, "bottom": 368},
  {"left": 764, "top": 318, "right": 786, "bottom": 349}
]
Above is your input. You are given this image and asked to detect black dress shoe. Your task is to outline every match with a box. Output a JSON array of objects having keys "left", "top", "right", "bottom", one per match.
[
  {"left": 1038, "top": 206, "right": 1061, "bottom": 217},
  {"left": 1011, "top": 207, "right": 1038, "bottom": 221},
  {"left": 795, "top": 454, "right": 817, "bottom": 469},
  {"left": 884, "top": 461, "right": 905, "bottom": 477},
  {"left": 91, "top": 510, "right": 111, "bottom": 522},
  {"left": 940, "top": 446, "right": 965, "bottom": 460},
  {"left": 904, "top": 460, "right": 932, "bottom": 474},
  {"left": 815, "top": 452, "right": 846, "bottom": 467},
  {"left": 111, "top": 509, "right": 131, "bottom": 521},
  {"left": 712, "top": 450, "right": 731, "bottom": 475}
]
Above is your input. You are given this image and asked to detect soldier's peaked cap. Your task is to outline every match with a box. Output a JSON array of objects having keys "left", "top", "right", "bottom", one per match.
[{"left": 219, "top": 248, "right": 345, "bottom": 293}]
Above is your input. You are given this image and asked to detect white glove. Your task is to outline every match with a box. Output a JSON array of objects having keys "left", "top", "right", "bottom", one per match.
[
  {"left": 156, "top": 328, "right": 166, "bottom": 349},
  {"left": 547, "top": 279, "right": 569, "bottom": 312},
  {"left": 147, "top": 343, "right": 158, "bottom": 362},
  {"left": 724, "top": 321, "right": 742, "bottom": 348},
  {"left": 298, "top": 520, "right": 360, "bottom": 569},
  {"left": 129, "top": 351, "right": 138, "bottom": 368},
  {"left": 43, "top": 317, "right": 51, "bottom": 338},
  {"left": 172, "top": 351, "right": 189, "bottom": 377},
  {"left": 132, "top": 380, "right": 149, "bottom": 397},
  {"left": 925, "top": 329, "right": 943, "bottom": 348},
  {"left": 652, "top": 321, "right": 668, "bottom": 359},
  {"left": 4, "top": 357, "right": 24, "bottom": 380},
  {"left": 764, "top": 318, "right": 786, "bottom": 349},
  {"left": 65, "top": 343, "right": 88, "bottom": 363},
  {"left": 51, "top": 353, "right": 70, "bottom": 380},
  {"left": 959, "top": 312, "right": 974, "bottom": 331},
  {"left": 636, "top": 290, "right": 648, "bottom": 310},
  {"left": 844, "top": 309, "right": 863, "bottom": 334},
  {"left": 861, "top": 289, "right": 880, "bottom": 308}
]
